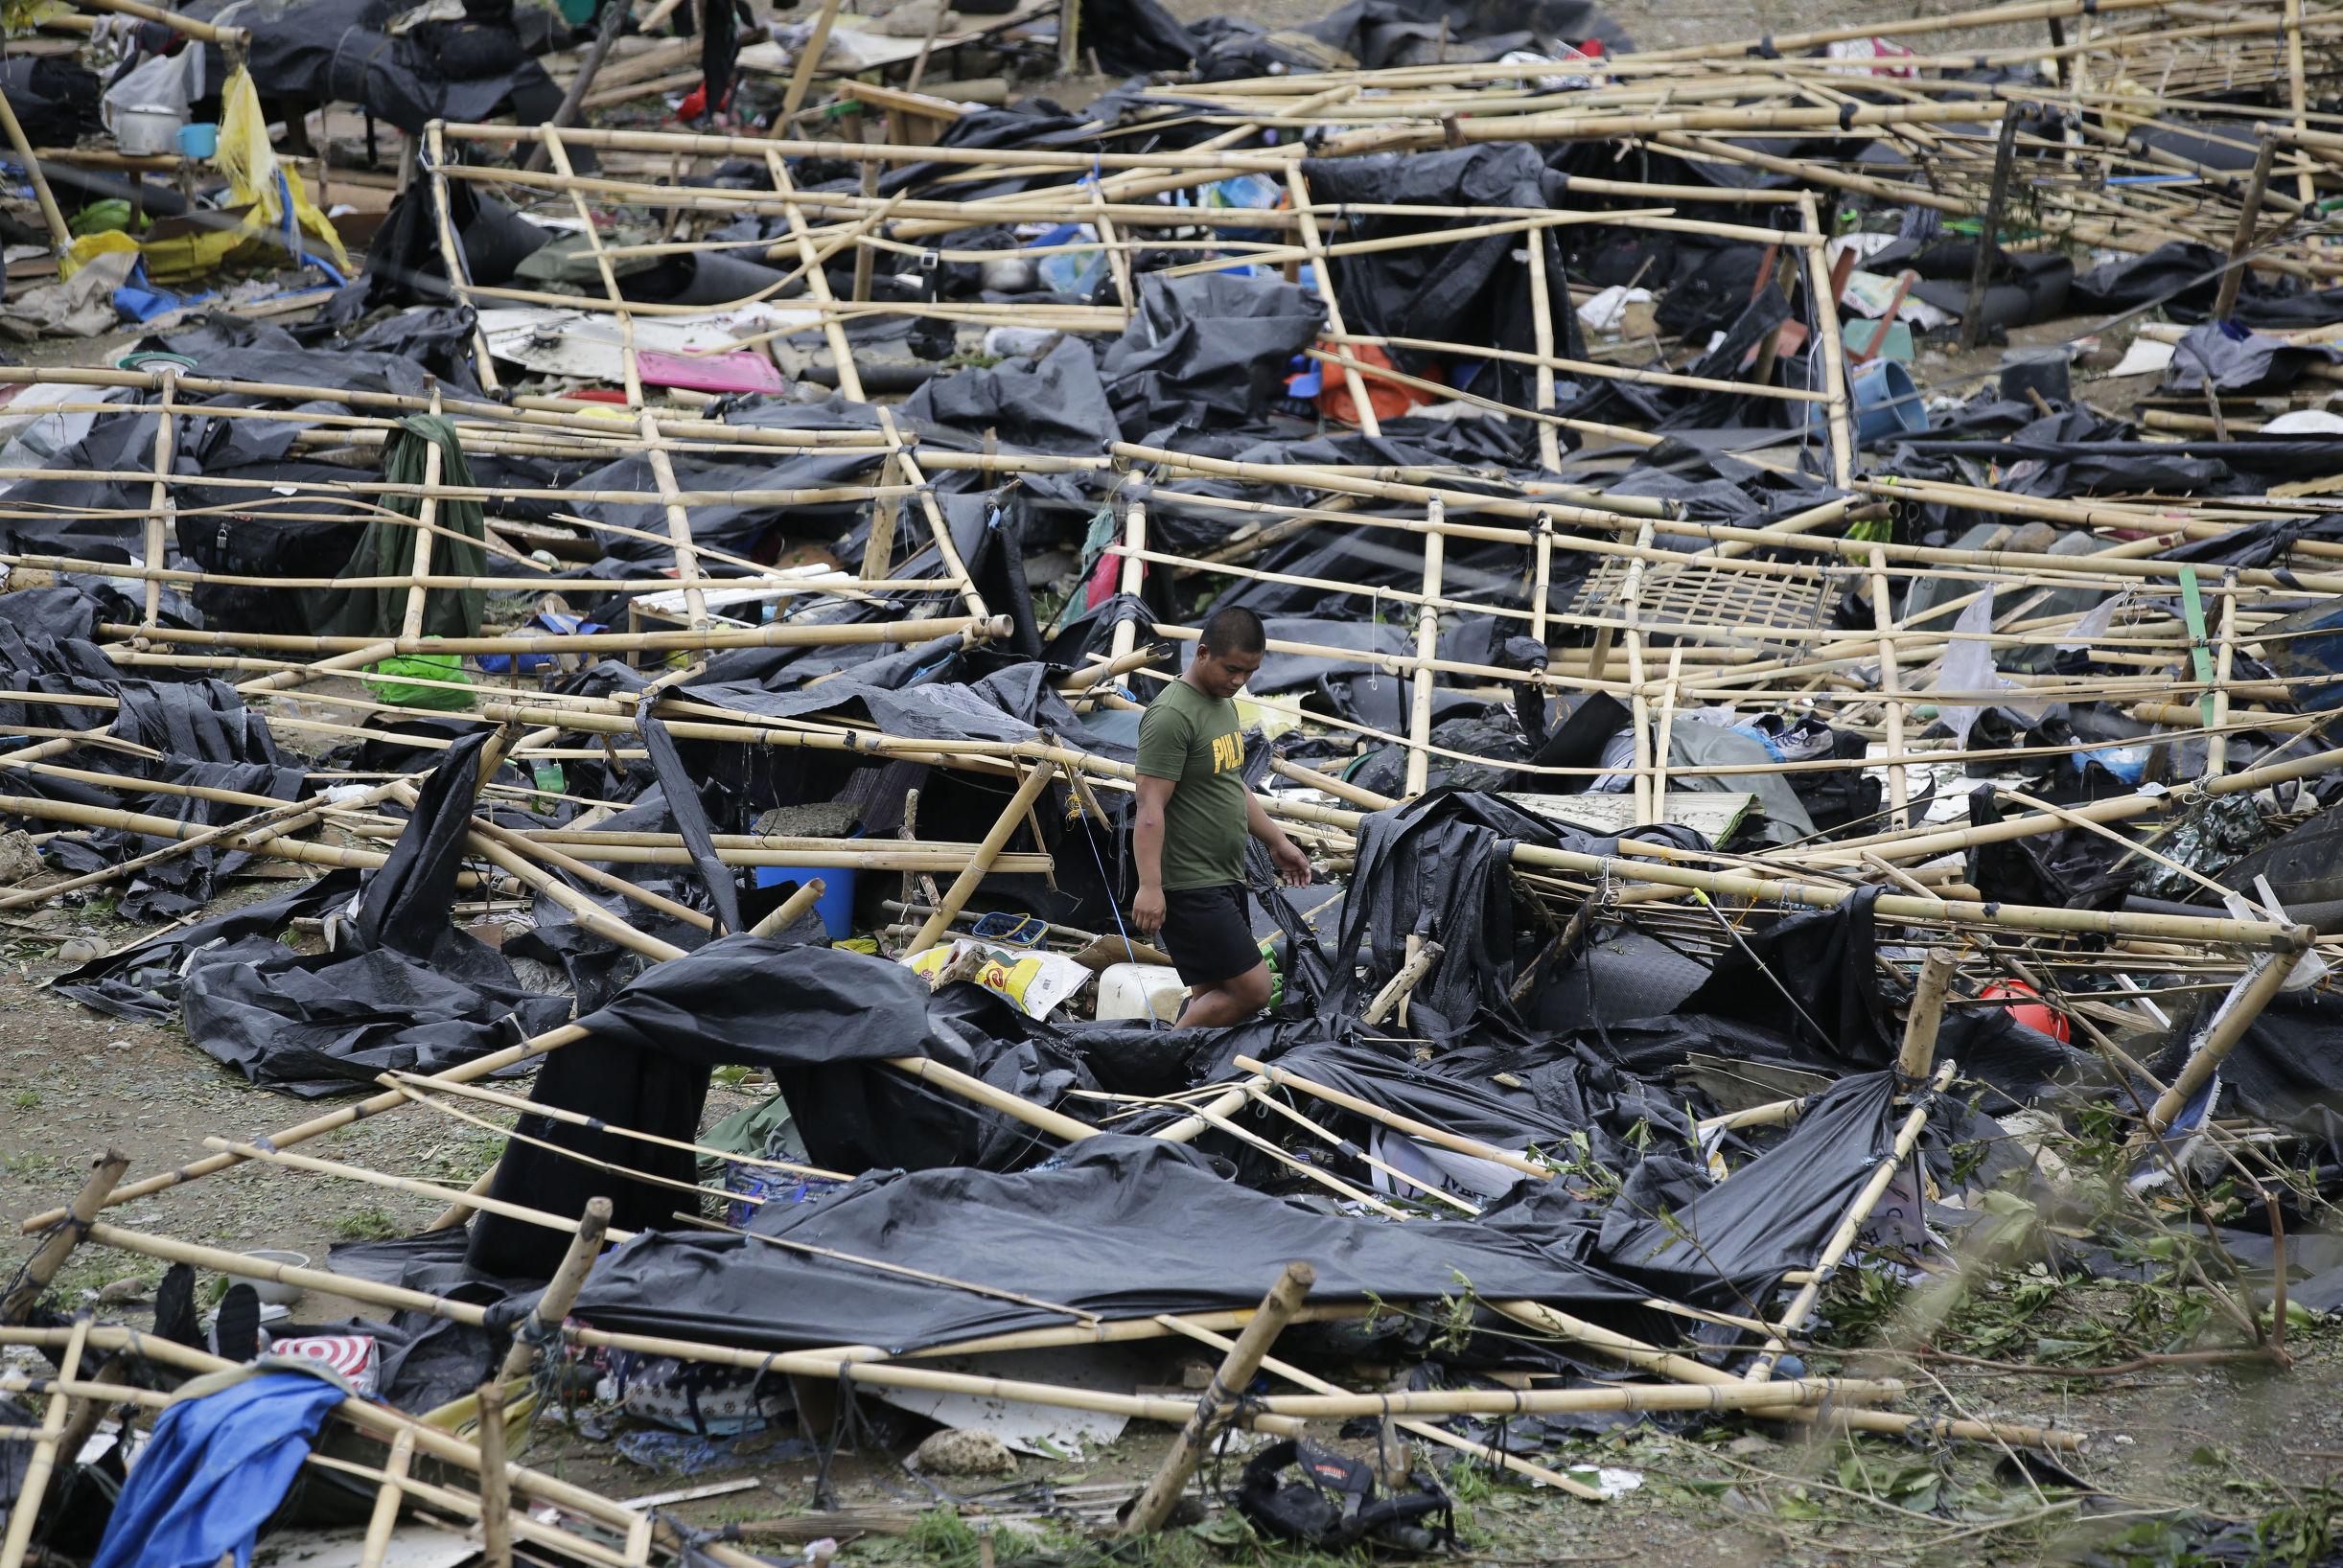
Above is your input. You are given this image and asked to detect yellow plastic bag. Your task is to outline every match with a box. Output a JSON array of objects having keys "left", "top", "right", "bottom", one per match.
[{"left": 88, "top": 66, "right": 350, "bottom": 284}]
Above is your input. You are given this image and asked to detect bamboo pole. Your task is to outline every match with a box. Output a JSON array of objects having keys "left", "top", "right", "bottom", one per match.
[
  {"left": 476, "top": 1384, "right": 514, "bottom": 1568},
  {"left": 1798, "top": 195, "right": 1856, "bottom": 489},
  {"left": 0, "top": 1315, "right": 87, "bottom": 1568},
  {"left": 357, "top": 1429, "right": 418, "bottom": 1568},
  {"left": 781, "top": 0, "right": 847, "bottom": 122},
  {"left": 1107, "top": 500, "right": 1147, "bottom": 668},
  {"left": 0, "top": 86, "right": 72, "bottom": 253},
  {"left": 139, "top": 369, "right": 175, "bottom": 628},
  {"left": 1495, "top": 1300, "right": 2081, "bottom": 1450},
  {"left": 498, "top": 1196, "right": 613, "bottom": 1381},
  {"left": 763, "top": 147, "right": 867, "bottom": 403},
  {"left": 1155, "top": 1314, "right": 1605, "bottom": 1501},
  {"left": 398, "top": 387, "right": 447, "bottom": 639},
  {"left": 2285, "top": 0, "right": 2314, "bottom": 209},
  {"left": 1287, "top": 164, "right": 1379, "bottom": 437},
  {"left": 2138, "top": 938, "right": 2308, "bottom": 1141},
  {"left": 1403, "top": 503, "right": 1444, "bottom": 796},
  {"left": 2213, "top": 131, "right": 2281, "bottom": 321},
  {"left": 1899, "top": 948, "right": 1958, "bottom": 1082},
  {"left": 1622, "top": 519, "right": 1656, "bottom": 825},
  {"left": 1360, "top": 940, "right": 1444, "bottom": 1027},
  {"left": 1123, "top": 1263, "right": 1314, "bottom": 1534}
]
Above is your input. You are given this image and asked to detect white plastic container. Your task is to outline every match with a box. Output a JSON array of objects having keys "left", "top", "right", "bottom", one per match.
[{"left": 1096, "top": 962, "right": 1185, "bottom": 1023}]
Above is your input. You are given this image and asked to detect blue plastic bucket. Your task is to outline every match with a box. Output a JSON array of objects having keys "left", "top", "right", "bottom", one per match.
[
  {"left": 1814, "top": 357, "right": 1927, "bottom": 445},
  {"left": 177, "top": 122, "right": 219, "bottom": 160},
  {"left": 752, "top": 863, "right": 858, "bottom": 940},
  {"left": 1847, "top": 357, "right": 1927, "bottom": 444}
]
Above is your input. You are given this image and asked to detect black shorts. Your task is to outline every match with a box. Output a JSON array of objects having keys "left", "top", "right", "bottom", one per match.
[{"left": 1158, "top": 884, "right": 1264, "bottom": 988}]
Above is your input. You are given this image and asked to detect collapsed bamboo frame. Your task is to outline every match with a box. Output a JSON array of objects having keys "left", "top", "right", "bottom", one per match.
[{"left": 10, "top": 4, "right": 2343, "bottom": 1556}]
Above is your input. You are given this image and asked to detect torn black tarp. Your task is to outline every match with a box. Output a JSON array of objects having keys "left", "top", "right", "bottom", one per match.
[
  {"left": 1592, "top": 1071, "right": 1900, "bottom": 1312},
  {"left": 1299, "top": 145, "right": 1580, "bottom": 408},
  {"left": 1097, "top": 272, "right": 1324, "bottom": 438},
  {"left": 568, "top": 1134, "right": 1664, "bottom": 1354},
  {"left": 1590, "top": 887, "right": 2091, "bottom": 1105},
  {"left": 468, "top": 938, "right": 1101, "bottom": 1276},
  {"left": 2162, "top": 323, "right": 2342, "bottom": 395},
  {"left": 0, "top": 627, "right": 302, "bottom": 920},
  {"left": 2072, "top": 241, "right": 2343, "bottom": 329},
  {"left": 58, "top": 732, "right": 569, "bottom": 1095}
]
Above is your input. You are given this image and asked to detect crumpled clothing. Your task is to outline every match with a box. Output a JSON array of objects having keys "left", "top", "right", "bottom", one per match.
[{"left": 89, "top": 1370, "right": 345, "bottom": 1568}]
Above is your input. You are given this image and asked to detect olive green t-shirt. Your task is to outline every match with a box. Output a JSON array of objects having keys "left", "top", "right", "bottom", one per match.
[{"left": 1136, "top": 679, "right": 1248, "bottom": 890}]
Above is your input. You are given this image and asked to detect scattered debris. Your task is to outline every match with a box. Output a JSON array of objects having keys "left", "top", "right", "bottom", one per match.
[{"left": 2, "top": 0, "right": 2342, "bottom": 1563}]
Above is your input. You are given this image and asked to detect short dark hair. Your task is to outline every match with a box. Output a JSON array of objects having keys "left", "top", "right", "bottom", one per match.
[{"left": 1199, "top": 605, "right": 1266, "bottom": 658}]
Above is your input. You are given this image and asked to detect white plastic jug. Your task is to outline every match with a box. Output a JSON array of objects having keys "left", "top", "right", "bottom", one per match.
[{"left": 1096, "top": 962, "right": 1185, "bottom": 1023}]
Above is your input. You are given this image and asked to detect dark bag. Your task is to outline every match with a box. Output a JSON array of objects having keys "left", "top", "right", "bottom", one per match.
[{"left": 1234, "top": 1438, "right": 1456, "bottom": 1555}]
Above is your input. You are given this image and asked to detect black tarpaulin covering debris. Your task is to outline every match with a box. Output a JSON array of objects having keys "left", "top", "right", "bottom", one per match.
[
  {"left": 1595, "top": 1071, "right": 1898, "bottom": 1310},
  {"left": 470, "top": 938, "right": 1101, "bottom": 1275},
  {"left": 1098, "top": 272, "right": 1325, "bottom": 438},
  {"left": 569, "top": 1134, "right": 1664, "bottom": 1354},
  {"left": 190, "top": 0, "right": 562, "bottom": 134},
  {"left": 1299, "top": 146, "right": 1580, "bottom": 405},
  {"left": 53, "top": 733, "right": 569, "bottom": 1095},
  {"left": 1304, "top": 0, "right": 1630, "bottom": 69},
  {"left": 0, "top": 625, "right": 301, "bottom": 920}
]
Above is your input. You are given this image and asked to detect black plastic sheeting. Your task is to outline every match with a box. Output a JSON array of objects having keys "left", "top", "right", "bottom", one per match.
[
  {"left": 191, "top": 0, "right": 562, "bottom": 135},
  {"left": 1315, "top": 790, "right": 1705, "bottom": 1042},
  {"left": 0, "top": 624, "right": 302, "bottom": 921},
  {"left": 1597, "top": 1071, "right": 1896, "bottom": 1311},
  {"left": 568, "top": 1134, "right": 1669, "bottom": 1355},
  {"left": 1099, "top": 272, "right": 1325, "bottom": 439},
  {"left": 1588, "top": 888, "right": 2091, "bottom": 1107},
  {"left": 1300, "top": 145, "right": 1581, "bottom": 407},
  {"left": 467, "top": 938, "right": 1101, "bottom": 1276},
  {"left": 1304, "top": 0, "right": 1630, "bottom": 69},
  {"left": 57, "top": 734, "right": 567, "bottom": 1095},
  {"left": 2072, "top": 241, "right": 2343, "bottom": 329}
]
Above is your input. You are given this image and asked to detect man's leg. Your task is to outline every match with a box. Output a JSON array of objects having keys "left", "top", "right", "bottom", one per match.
[{"left": 1174, "top": 960, "right": 1270, "bottom": 1028}]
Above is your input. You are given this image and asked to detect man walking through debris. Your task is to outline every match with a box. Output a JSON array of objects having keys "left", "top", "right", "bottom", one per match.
[{"left": 1130, "top": 607, "right": 1313, "bottom": 1026}]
